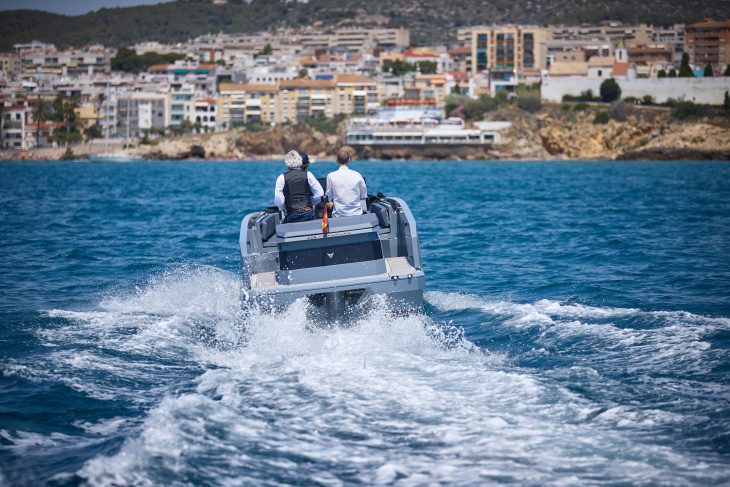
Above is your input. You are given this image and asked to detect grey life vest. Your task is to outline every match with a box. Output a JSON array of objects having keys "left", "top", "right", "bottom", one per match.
[{"left": 283, "top": 169, "right": 312, "bottom": 211}]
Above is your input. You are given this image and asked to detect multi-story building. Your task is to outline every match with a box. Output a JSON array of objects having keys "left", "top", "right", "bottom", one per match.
[
  {"left": 651, "top": 24, "right": 685, "bottom": 63},
  {"left": 685, "top": 18, "right": 730, "bottom": 70},
  {"left": 470, "top": 25, "right": 549, "bottom": 73},
  {"left": 167, "top": 83, "right": 195, "bottom": 128},
  {"left": 447, "top": 46, "right": 472, "bottom": 72},
  {"left": 406, "top": 74, "right": 448, "bottom": 101},
  {"left": 549, "top": 23, "right": 652, "bottom": 46},
  {"left": 21, "top": 45, "right": 111, "bottom": 77},
  {"left": 457, "top": 26, "right": 488, "bottom": 46},
  {"left": 545, "top": 38, "right": 613, "bottom": 65},
  {"left": 296, "top": 27, "right": 410, "bottom": 50},
  {"left": 218, "top": 83, "right": 277, "bottom": 127},
  {"left": 2, "top": 103, "right": 27, "bottom": 149},
  {"left": 335, "top": 75, "right": 382, "bottom": 115},
  {"left": 193, "top": 97, "right": 218, "bottom": 132},
  {"left": 0, "top": 54, "right": 22, "bottom": 77},
  {"left": 627, "top": 46, "right": 673, "bottom": 66},
  {"left": 117, "top": 93, "right": 167, "bottom": 137},
  {"left": 145, "top": 62, "right": 220, "bottom": 94},
  {"left": 279, "top": 79, "right": 336, "bottom": 121},
  {"left": 217, "top": 76, "right": 382, "bottom": 125}
]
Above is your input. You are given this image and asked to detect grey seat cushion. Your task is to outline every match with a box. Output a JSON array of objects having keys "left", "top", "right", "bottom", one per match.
[
  {"left": 276, "top": 213, "right": 379, "bottom": 239},
  {"left": 260, "top": 214, "right": 278, "bottom": 242}
]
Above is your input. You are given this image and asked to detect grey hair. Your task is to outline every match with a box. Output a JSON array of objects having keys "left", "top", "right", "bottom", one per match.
[{"left": 285, "top": 150, "right": 302, "bottom": 169}]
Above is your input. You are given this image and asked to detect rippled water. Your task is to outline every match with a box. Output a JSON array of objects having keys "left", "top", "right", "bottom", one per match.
[{"left": 1, "top": 160, "right": 729, "bottom": 486}]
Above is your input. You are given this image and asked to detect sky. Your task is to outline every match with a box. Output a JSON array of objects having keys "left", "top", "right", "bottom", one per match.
[{"left": 0, "top": 0, "right": 170, "bottom": 16}]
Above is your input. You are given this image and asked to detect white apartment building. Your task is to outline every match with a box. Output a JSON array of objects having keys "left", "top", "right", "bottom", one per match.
[
  {"left": 2, "top": 103, "right": 27, "bottom": 149},
  {"left": 168, "top": 83, "right": 195, "bottom": 127},
  {"left": 193, "top": 98, "right": 218, "bottom": 132},
  {"left": 116, "top": 93, "right": 167, "bottom": 137}
]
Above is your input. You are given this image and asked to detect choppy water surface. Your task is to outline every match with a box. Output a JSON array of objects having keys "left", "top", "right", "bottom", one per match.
[{"left": 1, "top": 160, "right": 729, "bottom": 486}]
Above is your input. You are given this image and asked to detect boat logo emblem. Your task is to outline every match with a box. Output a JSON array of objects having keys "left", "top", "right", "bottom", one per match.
[{"left": 327, "top": 252, "right": 334, "bottom": 258}]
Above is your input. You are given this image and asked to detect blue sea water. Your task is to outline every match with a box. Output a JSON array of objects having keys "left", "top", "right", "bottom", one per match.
[{"left": 1, "top": 159, "right": 729, "bottom": 486}]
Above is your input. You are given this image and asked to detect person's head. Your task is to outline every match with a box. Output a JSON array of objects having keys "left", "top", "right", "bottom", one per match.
[
  {"left": 299, "top": 152, "right": 310, "bottom": 169},
  {"left": 336, "top": 149, "right": 350, "bottom": 166},
  {"left": 285, "top": 150, "right": 302, "bottom": 169}
]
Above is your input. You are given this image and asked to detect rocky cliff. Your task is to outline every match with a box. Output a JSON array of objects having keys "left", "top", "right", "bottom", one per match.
[
  {"left": 139, "top": 124, "right": 342, "bottom": 161},
  {"left": 134, "top": 107, "right": 730, "bottom": 162}
]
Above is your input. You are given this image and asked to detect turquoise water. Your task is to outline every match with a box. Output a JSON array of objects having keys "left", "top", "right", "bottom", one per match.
[{"left": 1, "top": 160, "right": 729, "bottom": 486}]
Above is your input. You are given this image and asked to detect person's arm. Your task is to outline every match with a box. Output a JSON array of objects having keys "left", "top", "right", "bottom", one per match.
[
  {"left": 308, "top": 171, "right": 324, "bottom": 207},
  {"left": 325, "top": 175, "right": 334, "bottom": 210},
  {"left": 358, "top": 175, "right": 367, "bottom": 200},
  {"left": 274, "top": 174, "right": 286, "bottom": 210}
]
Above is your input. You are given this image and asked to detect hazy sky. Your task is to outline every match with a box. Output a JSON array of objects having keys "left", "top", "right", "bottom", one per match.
[{"left": 0, "top": 0, "right": 170, "bottom": 15}]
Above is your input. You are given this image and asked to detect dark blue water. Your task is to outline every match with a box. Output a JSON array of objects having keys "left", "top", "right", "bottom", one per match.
[{"left": 1, "top": 160, "right": 729, "bottom": 486}]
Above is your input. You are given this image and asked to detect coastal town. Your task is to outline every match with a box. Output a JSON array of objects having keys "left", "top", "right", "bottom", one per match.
[{"left": 1, "top": 19, "right": 730, "bottom": 160}]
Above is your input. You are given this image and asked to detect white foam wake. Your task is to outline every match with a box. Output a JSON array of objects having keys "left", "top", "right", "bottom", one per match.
[{"left": 4, "top": 273, "right": 727, "bottom": 486}]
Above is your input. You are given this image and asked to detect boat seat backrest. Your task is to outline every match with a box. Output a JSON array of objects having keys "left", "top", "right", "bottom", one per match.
[
  {"left": 276, "top": 213, "right": 379, "bottom": 239},
  {"left": 260, "top": 213, "right": 278, "bottom": 242},
  {"left": 369, "top": 202, "right": 390, "bottom": 228}
]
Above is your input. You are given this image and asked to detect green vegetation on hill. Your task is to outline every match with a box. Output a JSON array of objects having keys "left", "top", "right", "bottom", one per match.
[
  {"left": 111, "top": 47, "right": 185, "bottom": 73},
  {"left": 2, "top": 0, "right": 730, "bottom": 50}
]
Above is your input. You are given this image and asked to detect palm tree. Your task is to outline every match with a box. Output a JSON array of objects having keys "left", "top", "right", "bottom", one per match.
[
  {"left": 63, "top": 97, "right": 79, "bottom": 147},
  {"left": 89, "top": 92, "right": 105, "bottom": 150},
  {"left": 32, "top": 98, "right": 49, "bottom": 149},
  {"left": 0, "top": 104, "right": 5, "bottom": 150}
]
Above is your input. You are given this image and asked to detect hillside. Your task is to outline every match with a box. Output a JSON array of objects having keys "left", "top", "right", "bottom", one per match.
[{"left": 2, "top": 0, "right": 730, "bottom": 50}]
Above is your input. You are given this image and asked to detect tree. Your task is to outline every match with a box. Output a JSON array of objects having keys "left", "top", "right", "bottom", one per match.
[
  {"left": 0, "top": 104, "right": 5, "bottom": 148},
  {"left": 678, "top": 53, "right": 694, "bottom": 77},
  {"left": 32, "top": 98, "right": 49, "bottom": 149},
  {"left": 383, "top": 59, "right": 414, "bottom": 76},
  {"left": 599, "top": 78, "right": 621, "bottom": 103},
  {"left": 725, "top": 91, "right": 730, "bottom": 111},
  {"left": 112, "top": 46, "right": 143, "bottom": 73},
  {"left": 415, "top": 60, "right": 438, "bottom": 74},
  {"left": 89, "top": 92, "right": 105, "bottom": 148},
  {"left": 609, "top": 100, "right": 631, "bottom": 122},
  {"left": 255, "top": 43, "right": 272, "bottom": 57},
  {"left": 112, "top": 47, "right": 184, "bottom": 73},
  {"left": 725, "top": 65, "right": 730, "bottom": 76},
  {"left": 60, "top": 97, "right": 79, "bottom": 146},
  {"left": 668, "top": 68, "right": 677, "bottom": 78},
  {"left": 704, "top": 64, "right": 714, "bottom": 77},
  {"left": 517, "top": 93, "right": 542, "bottom": 113},
  {"left": 452, "top": 84, "right": 461, "bottom": 95},
  {"left": 658, "top": 69, "right": 667, "bottom": 78}
]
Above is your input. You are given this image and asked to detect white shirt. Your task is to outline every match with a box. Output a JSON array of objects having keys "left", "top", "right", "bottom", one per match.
[
  {"left": 274, "top": 169, "right": 324, "bottom": 210},
  {"left": 326, "top": 165, "right": 367, "bottom": 218}
]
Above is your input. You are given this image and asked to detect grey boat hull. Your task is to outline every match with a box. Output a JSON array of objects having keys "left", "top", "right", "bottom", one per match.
[{"left": 240, "top": 196, "right": 425, "bottom": 322}]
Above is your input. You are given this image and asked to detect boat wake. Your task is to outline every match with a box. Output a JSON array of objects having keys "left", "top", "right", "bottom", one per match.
[{"left": 2, "top": 265, "right": 728, "bottom": 485}]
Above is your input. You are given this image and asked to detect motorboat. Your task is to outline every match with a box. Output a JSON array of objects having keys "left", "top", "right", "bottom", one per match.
[
  {"left": 89, "top": 152, "right": 144, "bottom": 163},
  {"left": 239, "top": 183, "right": 425, "bottom": 322}
]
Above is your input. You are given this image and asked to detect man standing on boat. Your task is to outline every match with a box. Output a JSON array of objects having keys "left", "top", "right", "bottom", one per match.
[
  {"left": 326, "top": 149, "right": 367, "bottom": 218},
  {"left": 275, "top": 150, "right": 324, "bottom": 223}
]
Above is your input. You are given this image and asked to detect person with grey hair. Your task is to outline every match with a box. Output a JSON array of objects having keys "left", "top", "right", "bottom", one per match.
[{"left": 274, "top": 150, "right": 324, "bottom": 223}]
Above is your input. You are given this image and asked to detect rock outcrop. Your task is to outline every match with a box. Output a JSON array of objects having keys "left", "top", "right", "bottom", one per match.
[
  {"left": 140, "top": 124, "right": 343, "bottom": 160},
  {"left": 132, "top": 106, "right": 730, "bottom": 162}
]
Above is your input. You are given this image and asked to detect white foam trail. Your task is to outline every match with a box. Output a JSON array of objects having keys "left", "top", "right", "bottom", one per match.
[
  {"left": 426, "top": 290, "right": 729, "bottom": 376},
  {"left": 13, "top": 276, "right": 727, "bottom": 485}
]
